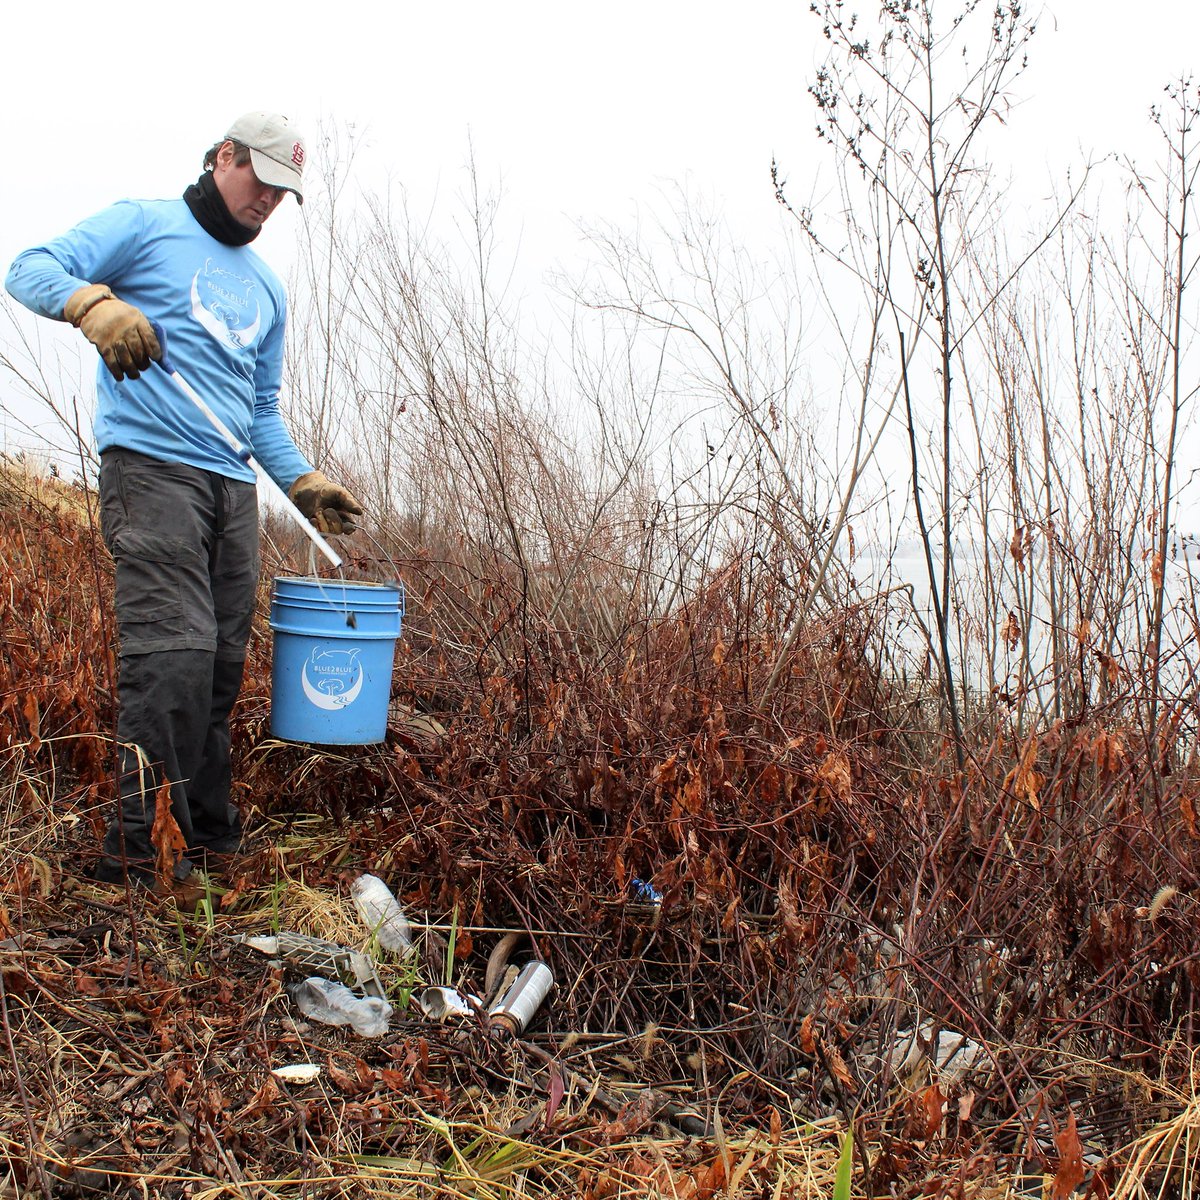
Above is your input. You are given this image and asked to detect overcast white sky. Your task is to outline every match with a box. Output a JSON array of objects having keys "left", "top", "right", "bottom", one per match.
[{"left": 1, "top": 0, "right": 1196, "bottom": 457}]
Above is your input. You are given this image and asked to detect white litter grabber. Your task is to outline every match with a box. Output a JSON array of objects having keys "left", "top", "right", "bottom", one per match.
[{"left": 151, "top": 322, "right": 343, "bottom": 571}]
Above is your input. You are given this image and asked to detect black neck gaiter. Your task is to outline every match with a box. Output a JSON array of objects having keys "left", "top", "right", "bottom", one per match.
[{"left": 183, "top": 170, "right": 260, "bottom": 246}]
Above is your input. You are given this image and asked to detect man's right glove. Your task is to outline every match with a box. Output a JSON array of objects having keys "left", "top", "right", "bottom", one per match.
[
  {"left": 289, "top": 471, "right": 364, "bottom": 535},
  {"left": 63, "top": 284, "right": 161, "bottom": 382}
]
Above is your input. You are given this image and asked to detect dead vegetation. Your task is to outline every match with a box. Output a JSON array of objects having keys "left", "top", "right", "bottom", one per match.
[{"left": 0, "top": 460, "right": 1197, "bottom": 1200}]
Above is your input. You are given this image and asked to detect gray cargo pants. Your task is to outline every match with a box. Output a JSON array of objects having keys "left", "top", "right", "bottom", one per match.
[{"left": 98, "top": 449, "right": 260, "bottom": 867}]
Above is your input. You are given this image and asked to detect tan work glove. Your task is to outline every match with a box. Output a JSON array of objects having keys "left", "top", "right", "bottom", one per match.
[
  {"left": 289, "top": 470, "right": 364, "bottom": 535},
  {"left": 63, "top": 284, "right": 161, "bottom": 382}
]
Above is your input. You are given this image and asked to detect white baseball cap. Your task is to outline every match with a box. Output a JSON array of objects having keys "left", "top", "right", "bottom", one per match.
[{"left": 224, "top": 111, "right": 306, "bottom": 203}]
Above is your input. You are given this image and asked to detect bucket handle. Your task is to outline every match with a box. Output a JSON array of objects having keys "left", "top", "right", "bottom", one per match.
[{"left": 289, "top": 533, "right": 405, "bottom": 631}]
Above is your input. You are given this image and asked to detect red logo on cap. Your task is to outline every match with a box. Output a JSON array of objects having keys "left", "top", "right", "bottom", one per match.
[{"left": 291, "top": 142, "right": 305, "bottom": 168}]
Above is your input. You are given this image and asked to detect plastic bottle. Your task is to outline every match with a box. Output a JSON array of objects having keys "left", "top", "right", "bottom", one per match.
[
  {"left": 350, "top": 874, "right": 414, "bottom": 954},
  {"left": 289, "top": 976, "right": 393, "bottom": 1037}
]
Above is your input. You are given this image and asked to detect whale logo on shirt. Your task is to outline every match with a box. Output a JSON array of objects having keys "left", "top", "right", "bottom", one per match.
[{"left": 190, "top": 259, "right": 261, "bottom": 350}]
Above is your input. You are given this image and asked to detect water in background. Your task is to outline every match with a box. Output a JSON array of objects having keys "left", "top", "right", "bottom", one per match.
[{"left": 853, "top": 537, "right": 1200, "bottom": 705}]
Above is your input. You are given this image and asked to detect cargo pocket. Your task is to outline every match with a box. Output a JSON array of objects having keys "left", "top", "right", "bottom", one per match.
[{"left": 111, "top": 529, "right": 187, "bottom": 649}]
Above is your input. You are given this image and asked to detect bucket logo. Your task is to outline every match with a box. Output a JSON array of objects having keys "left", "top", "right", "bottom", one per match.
[{"left": 301, "top": 647, "right": 364, "bottom": 710}]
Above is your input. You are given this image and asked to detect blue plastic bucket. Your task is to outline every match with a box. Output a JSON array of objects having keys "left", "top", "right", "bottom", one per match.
[{"left": 268, "top": 576, "right": 404, "bottom": 745}]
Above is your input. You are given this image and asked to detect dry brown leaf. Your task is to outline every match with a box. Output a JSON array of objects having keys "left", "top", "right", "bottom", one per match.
[
  {"left": 653, "top": 752, "right": 679, "bottom": 789},
  {"left": 1051, "top": 1111, "right": 1085, "bottom": 1200},
  {"left": 778, "top": 876, "right": 804, "bottom": 944},
  {"left": 1002, "top": 736, "right": 1044, "bottom": 810},
  {"left": 22, "top": 691, "right": 39, "bottom": 750},
  {"left": 824, "top": 1043, "right": 858, "bottom": 1094},
  {"left": 1003, "top": 611, "right": 1021, "bottom": 651},
  {"left": 326, "top": 1062, "right": 360, "bottom": 1093},
  {"left": 1182, "top": 791, "right": 1198, "bottom": 839},
  {"left": 73, "top": 971, "right": 101, "bottom": 997},
  {"left": 1096, "top": 651, "right": 1120, "bottom": 687},
  {"left": 1091, "top": 731, "right": 1123, "bottom": 775},
  {"left": 1151, "top": 551, "right": 1164, "bottom": 590},
  {"left": 678, "top": 766, "right": 704, "bottom": 815},
  {"left": 920, "top": 1083, "right": 946, "bottom": 1140},
  {"left": 816, "top": 750, "right": 853, "bottom": 803},
  {"left": 237, "top": 1077, "right": 282, "bottom": 1119},
  {"left": 218, "top": 874, "right": 250, "bottom": 910},
  {"left": 545, "top": 1065, "right": 566, "bottom": 1128},
  {"left": 691, "top": 1153, "right": 728, "bottom": 1200},
  {"left": 800, "top": 1012, "right": 817, "bottom": 1056},
  {"left": 1010, "top": 525, "right": 1026, "bottom": 570},
  {"left": 150, "top": 776, "right": 187, "bottom": 885}
]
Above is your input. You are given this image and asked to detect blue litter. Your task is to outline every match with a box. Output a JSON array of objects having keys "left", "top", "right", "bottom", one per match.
[{"left": 630, "top": 877, "right": 663, "bottom": 904}]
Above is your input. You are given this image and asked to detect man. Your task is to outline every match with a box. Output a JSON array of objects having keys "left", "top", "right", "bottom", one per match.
[{"left": 5, "top": 111, "right": 362, "bottom": 885}]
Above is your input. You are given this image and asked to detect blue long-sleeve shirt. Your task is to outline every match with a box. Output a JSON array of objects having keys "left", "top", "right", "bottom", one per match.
[{"left": 5, "top": 198, "right": 313, "bottom": 488}]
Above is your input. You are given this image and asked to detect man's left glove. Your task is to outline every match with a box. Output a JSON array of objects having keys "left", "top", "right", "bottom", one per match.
[
  {"left": 63, "top": 284, "right": 161, "bottom": 382},
  {"left": 289, "top": 471, "right": 364, "bottom": 535}
]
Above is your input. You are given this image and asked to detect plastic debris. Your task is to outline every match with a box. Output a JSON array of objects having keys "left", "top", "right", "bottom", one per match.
[
  {"left": 272, "top": 1064, "right": 322, "bottom": 1083},
  {"left": 238, "top": 930, "right": 386, "bottom": 999},
  {"left": 888, "top": 1021, "right": 987, "bottom": 1088},
  {"left": 351, "top": 873, "right": 415, "bottom": 954},
  {"left": 288, "top": 976, "right": 393, "bottom": 1037},
  {"left": 629, "top": 877, "right": 663, "bottom": 904}
]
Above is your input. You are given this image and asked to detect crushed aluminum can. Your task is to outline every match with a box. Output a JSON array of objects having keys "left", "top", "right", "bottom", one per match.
[
  {"left": 487, "top": 961, "right": 554, "bottom": 1033},
  {"left": 417, "top": 986, "right": 482, "bottom": 1021}
]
